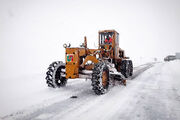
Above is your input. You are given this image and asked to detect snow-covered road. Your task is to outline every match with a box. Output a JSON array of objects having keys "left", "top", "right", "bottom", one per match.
[{"left": 1, "top": 61, "right": 180, "bottom": 120}]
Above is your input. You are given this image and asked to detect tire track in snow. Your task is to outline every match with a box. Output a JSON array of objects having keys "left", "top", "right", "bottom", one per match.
[{"left": 130, "top": 62, "right": 155, "bottom": 79}]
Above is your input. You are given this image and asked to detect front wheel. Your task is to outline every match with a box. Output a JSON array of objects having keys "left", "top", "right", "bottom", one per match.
[
  {"left": 91, "top": 62, "right": 109, "bottom": 95},
  {"left": 45, "top": 61, "right": 67, "bottom": 88}
]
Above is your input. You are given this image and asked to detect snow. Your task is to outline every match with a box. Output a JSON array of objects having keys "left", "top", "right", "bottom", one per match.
[
  {"left": 0, "top": 60, "right": 180, "bottom": 120},
  {"left": 1, "top": 0, "right": 180, "bottom": 119}
]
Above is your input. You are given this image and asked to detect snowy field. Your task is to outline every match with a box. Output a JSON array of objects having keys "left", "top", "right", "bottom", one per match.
[{"left": 0, "top": 60, "right": 180, "bottom": 120}]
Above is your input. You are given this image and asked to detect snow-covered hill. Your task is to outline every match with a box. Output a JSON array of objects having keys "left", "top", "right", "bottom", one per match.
[{"left": 1, "top": 60, "right": 180, "bottom": 120}]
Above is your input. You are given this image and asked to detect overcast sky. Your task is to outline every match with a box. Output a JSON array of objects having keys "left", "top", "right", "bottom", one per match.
[{"left": 0, "top": 0, "right": 180, "bottom": 79}]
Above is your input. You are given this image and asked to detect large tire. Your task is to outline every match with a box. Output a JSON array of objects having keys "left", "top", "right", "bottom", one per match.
[
  {"left": 129, "top": 60, "right": 133, "bottom": 76},
  {"left": 120, "top": 60, "right": 132, "bottom": 78},
  {"left": 46, "top": 61, "right": 67, "bottom": 88},
  {"left": 91, "top": 62, "right": 109, "bottom": 95}
]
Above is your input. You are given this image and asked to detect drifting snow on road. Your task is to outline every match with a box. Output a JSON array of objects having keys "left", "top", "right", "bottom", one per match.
[{"left": 1, "top": 61, "right": 180, "bottom": 120}]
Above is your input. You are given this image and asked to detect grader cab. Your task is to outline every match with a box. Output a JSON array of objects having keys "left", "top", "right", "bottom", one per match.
[{"left": 46, "top": 30, "right": 133, "bottom": 95}]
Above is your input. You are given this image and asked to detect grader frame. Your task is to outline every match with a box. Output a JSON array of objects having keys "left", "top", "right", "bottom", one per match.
[{"left": 46, "top": 30, "right": 133, "bottom": 95}]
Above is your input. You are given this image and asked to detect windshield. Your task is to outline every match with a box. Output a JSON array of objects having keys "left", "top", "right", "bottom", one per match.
[{"left": 99, "top": 32, "right": 114, "bottom": 45}]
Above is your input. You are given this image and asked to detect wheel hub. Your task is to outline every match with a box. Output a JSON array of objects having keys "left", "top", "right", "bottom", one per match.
[{"left": 102, "top": 70, "right": 108, "bottom": 87}]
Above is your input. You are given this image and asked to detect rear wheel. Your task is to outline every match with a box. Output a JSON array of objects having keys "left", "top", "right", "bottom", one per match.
[
  {"left": 129, "top": 60, "right": 133, "bottom": 76},
  {"left": 46, "top": 61, "right": 67, "bottom": 88},
  {"left": 91, "top": 62, "right": 109, "bottom": 95},
  {"left": 120, "top": 60, "right": 133, "bottom": 78}
]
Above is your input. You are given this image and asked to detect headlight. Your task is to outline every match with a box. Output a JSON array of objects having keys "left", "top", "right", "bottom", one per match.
[{"left": 63, "top": 43, "right": 67, "bottom": 48}]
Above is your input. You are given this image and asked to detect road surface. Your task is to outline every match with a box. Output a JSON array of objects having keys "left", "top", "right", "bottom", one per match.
[{"left": 1, "top": 61, "right": 180, "bottom": 120}]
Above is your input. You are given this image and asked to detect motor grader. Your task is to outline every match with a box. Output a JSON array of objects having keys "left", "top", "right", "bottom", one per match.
[{"left": 46, "top": 30, "right": 133, "bottom": 95}]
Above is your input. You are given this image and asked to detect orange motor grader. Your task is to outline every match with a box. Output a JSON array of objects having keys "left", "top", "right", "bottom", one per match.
[{"left": 46, "top": 30, "right": 133, "bottom": 95}]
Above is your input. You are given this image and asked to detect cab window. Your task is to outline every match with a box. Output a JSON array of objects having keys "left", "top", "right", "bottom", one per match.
[{"left": 99, "top": 32, "right": 114, "bottom": 45}]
